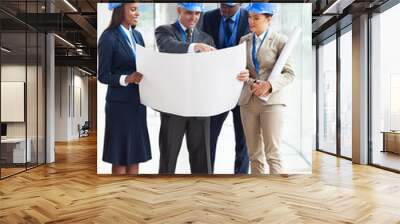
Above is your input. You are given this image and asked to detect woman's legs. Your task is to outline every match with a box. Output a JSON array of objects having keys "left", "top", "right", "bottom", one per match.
[
  {"left": 127, "top": 164, "right": 139, "bottom": 174},
  {"left": 112, "top": 164, "right": 139, "bottom": 174},
  {"left": 260, "top": 105, "right": 284, "bottom": 174},
  {"left": 112, "top": 165, "right": 127, "bottom": 174},
  {"left": 240, "top": 106, "right": 265, "bottom": 174}
]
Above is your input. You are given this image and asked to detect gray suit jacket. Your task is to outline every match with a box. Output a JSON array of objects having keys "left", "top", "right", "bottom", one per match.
[
  {"left": 155, "top": 23, "right": 215, "bottom": 53},
  {"left": 238, "top": 31, "right": 295, "bottom": 106}
]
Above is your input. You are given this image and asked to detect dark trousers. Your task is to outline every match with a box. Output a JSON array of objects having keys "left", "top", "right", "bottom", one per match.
[
  {"left": 210, "top": 105, "right": 249, "bottom": 174},
  {"left": 158, "top": 112, "right": 211, "bottom": 174}
]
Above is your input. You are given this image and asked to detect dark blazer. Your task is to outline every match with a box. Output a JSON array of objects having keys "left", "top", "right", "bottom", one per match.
[
  {"left": 200, "top": 8, "right": 249, "bottom": 49},
  {"left": 155, "top": 23, "right": 215, "bottom": 53},
  {"left": 98, "top": 26, "right": 145, "bottom": 104}
]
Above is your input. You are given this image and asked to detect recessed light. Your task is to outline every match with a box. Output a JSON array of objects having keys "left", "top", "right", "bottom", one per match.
[
  {"left": 1, "top": 47, "right": 11, "bottom": 53},
  {"left": 78, "top": 67, "right": 93, "bottom": 76},
  {"left": 54, "top": 34, "right": 75, "bottom": 48},
  {"left": 63, "top": 0, "right": 78, "bottom": 12}
]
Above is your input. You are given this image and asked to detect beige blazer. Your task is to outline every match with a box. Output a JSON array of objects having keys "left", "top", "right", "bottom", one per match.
[{"left": 238, "top": 31, "right": 295, "bottom": 106}]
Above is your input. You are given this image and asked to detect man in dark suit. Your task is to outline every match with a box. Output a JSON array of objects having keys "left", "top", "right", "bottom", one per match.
[
  {"left": 201, "top": 3, "right": 250, "bottom": 174},
  {"left": 155, "top": 3, "right": 216, "bottom": 174}
]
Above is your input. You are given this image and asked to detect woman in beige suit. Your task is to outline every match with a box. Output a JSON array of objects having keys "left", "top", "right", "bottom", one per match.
[{"left": 238, "top": 3, "right": 295, "bottom": 174}]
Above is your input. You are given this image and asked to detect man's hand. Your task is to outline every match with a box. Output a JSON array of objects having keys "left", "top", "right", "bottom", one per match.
[{"left": 194, "top": 43, "right": 216, "bottom": 52}]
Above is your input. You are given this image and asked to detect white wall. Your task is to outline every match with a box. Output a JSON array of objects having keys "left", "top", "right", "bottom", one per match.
[
  {"left": 55, "top": 66, "right": 68, "bottom": 141},
  {"left": 1, "top": 64, "right": 26, "bottom": 157},
  {"left": 1, "top": 64, "right": 46, "bottom": 163},
  {"left": 72, "top": 72, "right": 89, "bottom": 138},
  {"left": 1, "top": 65, "right": 29, "bottom": 138},
  {"left": 54, "top": 67, "right": 89, "bottom": 141}
]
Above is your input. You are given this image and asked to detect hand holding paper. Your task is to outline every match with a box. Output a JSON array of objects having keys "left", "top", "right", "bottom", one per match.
[{"left": 237, "top": 70, "right": 250, "bottom": 82}]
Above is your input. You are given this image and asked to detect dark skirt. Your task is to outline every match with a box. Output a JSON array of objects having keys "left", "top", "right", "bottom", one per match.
[{"left": 102, "top": 101, "right": 151, "bottom": 166}]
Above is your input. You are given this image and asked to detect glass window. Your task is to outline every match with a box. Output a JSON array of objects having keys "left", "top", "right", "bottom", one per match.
[
  {"left": 27, "top": 31, "right": 38, "bottom": 169},
  {"left": 318, "top": 37, "right": 337, "bottom": 155},
  {"left": 136, "top": 3, "right": 156, "bottom": 49},
  {"left": 274, "top": 3, "right": 314, "bottom": 169},
  {"left": 38, "top": 32, "right": 46, "bottom": 165},
  {"left": 1, "top": 17, "right": 28, "bottom": 178},
  {"left": 0, "top": 0, "right": 46, "bottom": 179},
  {"left": 371, "top": 3, "right": 400, "bottom": 171},
  {"left": 340, "top": 29, "right": 352, "bottom": 158}
]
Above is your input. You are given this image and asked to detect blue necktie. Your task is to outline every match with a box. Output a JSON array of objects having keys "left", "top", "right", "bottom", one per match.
[{"left": 224, "top": 18, "right": 233, "bottom": 38}]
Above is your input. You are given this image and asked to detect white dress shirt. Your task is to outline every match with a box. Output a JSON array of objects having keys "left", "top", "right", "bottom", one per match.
[
  {"left": 254, "top": 29, "right": 268, "bottom": 51},
  {"left": 119, "top": 24, "right": 136, "bottom": 87}
]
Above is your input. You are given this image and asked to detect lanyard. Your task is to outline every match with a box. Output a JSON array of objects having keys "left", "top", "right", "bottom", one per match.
[
  {"left": 119, "top": 25, "right": 136, "bottom": 55},
  {"left": 175, "top": 21, "right": 193, "bottom": 44},
  {"left": 252, "top": 30, "right": 269, "bottom": 76},
  {"left": 220, "top": 11, "right": 240, "bottom": 48}
]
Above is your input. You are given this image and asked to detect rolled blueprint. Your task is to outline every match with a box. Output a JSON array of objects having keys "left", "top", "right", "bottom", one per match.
[{"left": 259, "top": 26, "right": 302, "bottom": 102}]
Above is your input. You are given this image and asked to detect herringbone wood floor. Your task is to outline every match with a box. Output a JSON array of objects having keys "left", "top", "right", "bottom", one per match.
[{"left": 1, "top": 135, "right": 400, "bottom": 224}]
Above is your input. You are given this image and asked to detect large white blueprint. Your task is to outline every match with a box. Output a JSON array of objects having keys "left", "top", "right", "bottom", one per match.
[{"left": 136, "top": 43, "right": 246, "bottom": 117}]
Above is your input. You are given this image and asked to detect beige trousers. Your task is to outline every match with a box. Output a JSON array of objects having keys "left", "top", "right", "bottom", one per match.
[{"left": 240, "top": 96, "right": 284, "bottom": 174}]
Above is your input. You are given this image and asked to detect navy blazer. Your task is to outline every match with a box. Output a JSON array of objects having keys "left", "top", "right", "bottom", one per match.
[
  {"left": 200, "top": 8, "right": 249, "bottom": 49},
  {"left": 98, "top": 26, "right": 145, "bottom": 104}
]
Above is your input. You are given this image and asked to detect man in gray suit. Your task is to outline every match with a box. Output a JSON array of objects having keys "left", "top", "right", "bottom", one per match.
[{"left": 155, "top": 3, "right": 216, "bottom": 174}]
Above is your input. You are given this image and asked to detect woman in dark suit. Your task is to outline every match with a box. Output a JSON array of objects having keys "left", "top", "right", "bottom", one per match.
[{"left": 98, "top": 3, "right": 151, "bottom": 174}]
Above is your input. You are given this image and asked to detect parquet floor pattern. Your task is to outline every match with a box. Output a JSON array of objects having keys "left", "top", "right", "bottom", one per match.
[{"left": 1, "top": 135, "right": 400, "bottom": 223}]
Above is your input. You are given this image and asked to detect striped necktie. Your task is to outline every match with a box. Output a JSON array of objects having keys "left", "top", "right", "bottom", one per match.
[{"left": 185, "top": 28, "right": 193, "bottom": 44}]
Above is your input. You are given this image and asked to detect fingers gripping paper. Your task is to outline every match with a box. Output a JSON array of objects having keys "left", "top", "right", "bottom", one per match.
[{"left": 136, "top": 43, "right": 246, "bottom": 117}]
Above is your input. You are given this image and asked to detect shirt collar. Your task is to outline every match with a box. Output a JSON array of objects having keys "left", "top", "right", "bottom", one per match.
[
  {"left": 178, "top": 20, "right": 191, "bottom": 32},
  {"left": 223, "top": 8, "right": 240, "bottom": 23},
  {"left": 255, "top": 29, "right": 268, "bottom": 41},
  {"left": 120, "top": 24, "right": 132, "bottom": 37}
]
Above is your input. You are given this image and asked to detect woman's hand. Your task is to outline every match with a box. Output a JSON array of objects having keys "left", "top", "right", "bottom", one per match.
[
  {"left": 125, "top": 72, "right": 143, "bottom": 84},
  {"left": 251, "top": 81, "right": 272, "bottom": 97},
  {"left": 236, "top": 70, "right": 249, "bottom": 82}
]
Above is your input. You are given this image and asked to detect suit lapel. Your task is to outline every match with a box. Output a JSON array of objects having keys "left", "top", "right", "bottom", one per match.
[
  {"left": 247, "top": 36, "right": 256, "bottom": 73},
  {"left": 114, "top": 28, "right": 134, "bottom": 59},
  {"left": 192, "top": 28, "right": 199, "bottom": 43},
  {"left": 131, "top": 30, "right": 143, "bottom": 47},
  {"left": 256, "top": 31, "right": 272, "bottom": 60},
  {"left": 214, "top": 11, "right": 222, "bottom": 48},
  {"left": 172, "top": 23, "right": 184, "bottom": 42}
]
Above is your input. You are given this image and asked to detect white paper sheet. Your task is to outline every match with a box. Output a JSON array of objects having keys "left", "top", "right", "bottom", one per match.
[{"left": 136, "top": 43, "right": 246, "bottom": 117}]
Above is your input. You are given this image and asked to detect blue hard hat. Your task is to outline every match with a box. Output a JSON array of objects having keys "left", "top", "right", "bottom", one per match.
[
  {"left": 108, "top": 3, "right": 123, "bottom": 10},
  {"left": 177, "top": 3, "right": 204, "bottom": 12},
  {"left": 221, "top": 3, "right": 239, "bottom": 7},
  {"left": 246, "top": 3, "right": 277, "bottom": 15}
]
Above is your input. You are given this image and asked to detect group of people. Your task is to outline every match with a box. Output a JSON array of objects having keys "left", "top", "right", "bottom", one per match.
[{"left": 98, "top": 2, "right": 295, "bottom": 175}]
